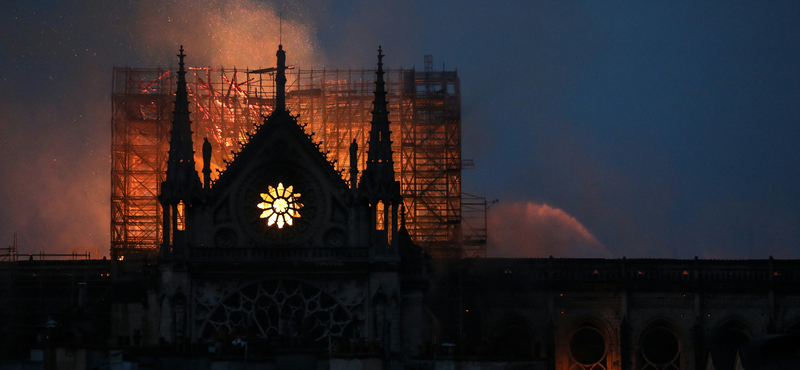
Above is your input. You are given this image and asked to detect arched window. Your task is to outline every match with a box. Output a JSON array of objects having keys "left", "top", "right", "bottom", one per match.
[
  {"left": 374, "top": 201, "right": 391, "bottom": 244},
  {"left": 176, "top": 200, "right": 186, "bottom": 231},
  {"left": 639, "top": 323, "right": 682, "bottom": 370},
  {"left": 710, "top": 320, "right": 751, "bottom": 370},
  {"left": 376, "top": 201, "right": 385, "bottom": 230},
  {"left": 569, "top": 323, "right": 607, "bottom": 370}
]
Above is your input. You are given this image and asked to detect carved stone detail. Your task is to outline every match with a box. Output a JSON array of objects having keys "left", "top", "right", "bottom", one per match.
[{"left": 194, "top": 278, "right": 366, "bottom": 349}]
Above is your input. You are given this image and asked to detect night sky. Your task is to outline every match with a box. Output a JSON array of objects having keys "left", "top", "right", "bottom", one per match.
[{"left": 2, "top": 1, "right": 800, "bottom": 259}]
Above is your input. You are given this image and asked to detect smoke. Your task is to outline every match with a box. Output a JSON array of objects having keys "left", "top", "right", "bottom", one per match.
[
  {"left": 0, "top": 0, "right": 325, "bottom": 256},
  {"left": 487, "top": 201, "right": 609, "bottom": 258},
  {"left": 130, "top": 0, "right": 323, "bottom": 68},
  {"left": 0, "top": 95, "right": 108, "bottom": 257}
]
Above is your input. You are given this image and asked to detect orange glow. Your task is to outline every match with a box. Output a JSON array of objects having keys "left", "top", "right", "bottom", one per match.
[
  {"left": 376, "top": 201, "right": 385, "bottom": 230},
  {"left": 258, "top": 183, "right": 302, "bottom": 228},
  {"left": 112, "top": 62, "right": 463, "bottom": 256},
  {"left": 177, "top": 201, "right": 186, "bottom": 231},
  {"left": 487, "top": 201, "right": 607, "bottom": 258},
  {"left": 131, "top": 0, "right": 321, "bottom": 69}
]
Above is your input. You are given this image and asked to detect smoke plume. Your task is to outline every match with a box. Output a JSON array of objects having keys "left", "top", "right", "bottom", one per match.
[
  {"left": 488, "top": 201, "right": 609, "bottom": 258},
  {"left": 130, "top": 0, "right": 322, "bottom": 68},
  {"left": 0, "top": 0, "right": 324, "bottom": 256}
]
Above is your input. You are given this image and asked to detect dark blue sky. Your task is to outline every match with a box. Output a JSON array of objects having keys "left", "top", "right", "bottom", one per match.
[{"left": 2, "top": 1, "right": 800, "bottom": 258}]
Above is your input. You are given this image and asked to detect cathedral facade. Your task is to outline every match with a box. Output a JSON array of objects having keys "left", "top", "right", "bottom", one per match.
[
  {"left": 1, "top": 45, "right": 799, "bottom": 370},
  {"left": 145, "top": 44, "right": 428, "bottom": 366},
  {"left": 129, "top": 45, "right": 800, "bottom": 370}
]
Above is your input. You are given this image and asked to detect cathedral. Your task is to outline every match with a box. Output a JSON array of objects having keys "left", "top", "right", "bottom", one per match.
[
  {"left": 1, "top": 45, "right": 799, "bottom": 370},
  {"left": 150, "top": 43, "right": 426, "bottom": 364}
]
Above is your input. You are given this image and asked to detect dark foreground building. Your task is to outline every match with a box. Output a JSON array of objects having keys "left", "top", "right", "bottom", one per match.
[{"left": 1, "top": 46, "right": 800, "bottom": 370}]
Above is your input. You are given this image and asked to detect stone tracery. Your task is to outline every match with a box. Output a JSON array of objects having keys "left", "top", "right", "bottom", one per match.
[{"left": 195, "top": 279, "right": 364, "bottom": 349}]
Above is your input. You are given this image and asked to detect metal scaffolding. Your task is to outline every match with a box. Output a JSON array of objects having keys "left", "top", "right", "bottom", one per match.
[
  {"left": 112, "top": 65, "right": 475, "bottom": 259},
  {"left": 461, "top": 193, "right": 488, "bottom": 258}
]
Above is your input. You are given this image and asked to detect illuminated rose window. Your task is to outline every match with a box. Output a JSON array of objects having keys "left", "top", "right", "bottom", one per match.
[{"left": 257, "top": 183, "right": 303, "bottom": 228}]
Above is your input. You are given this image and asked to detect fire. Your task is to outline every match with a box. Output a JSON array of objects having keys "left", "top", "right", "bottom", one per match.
[{"left": 112, "top": 46, "right": 463, "bottom": 256}]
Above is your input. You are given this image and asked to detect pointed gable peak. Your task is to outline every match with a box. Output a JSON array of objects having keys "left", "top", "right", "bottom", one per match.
[{"left": 211, "top": 109, "right": 347, "bottom": 196}]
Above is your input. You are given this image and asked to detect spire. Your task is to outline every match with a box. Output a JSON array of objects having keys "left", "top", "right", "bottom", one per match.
[
  {"left": 275, "top": 44, "right": 287, "bottom": 113},
  {"left": 358, "top": 46, "right": 402, "bottom": 247},
  {"left": 365, "top": 46, "right": 393, "bottom": 176},
  {"left": 159, "top": 46, "right": 203, "bottom": 257},
  {"left": 167, "top": 45, "right": 195, "bottom": 169},
  {"left": 162, "top": 45, "right": 202, "bottom": 200}
]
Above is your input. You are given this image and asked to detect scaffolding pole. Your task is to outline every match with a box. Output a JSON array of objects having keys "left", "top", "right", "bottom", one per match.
[{"left": 111, "top": 66, "right": 470, "bottom": 259}]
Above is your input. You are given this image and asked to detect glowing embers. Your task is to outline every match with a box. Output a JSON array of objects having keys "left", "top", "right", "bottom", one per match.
[{"left": 257, "top": 182, "right": 303, "bottom": 228}]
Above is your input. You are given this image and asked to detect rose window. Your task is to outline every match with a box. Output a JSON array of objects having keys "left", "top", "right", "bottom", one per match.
[{"left": 257, "top": 182, "right": 303, "bottom": 228}]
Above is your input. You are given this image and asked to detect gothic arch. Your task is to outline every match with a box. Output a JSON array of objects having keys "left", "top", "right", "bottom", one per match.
[
  {"left": 710, "top": 316, "right": 754, "bottom": 345},
  {"left": 635, "top": 316, "right": 685, "bottom": 370},
  {"left": 561, "top": 314, "right": 616, "bottom": 370},
  {"left": 707, "top": 317, "right": 752, "bottom": 370}
]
